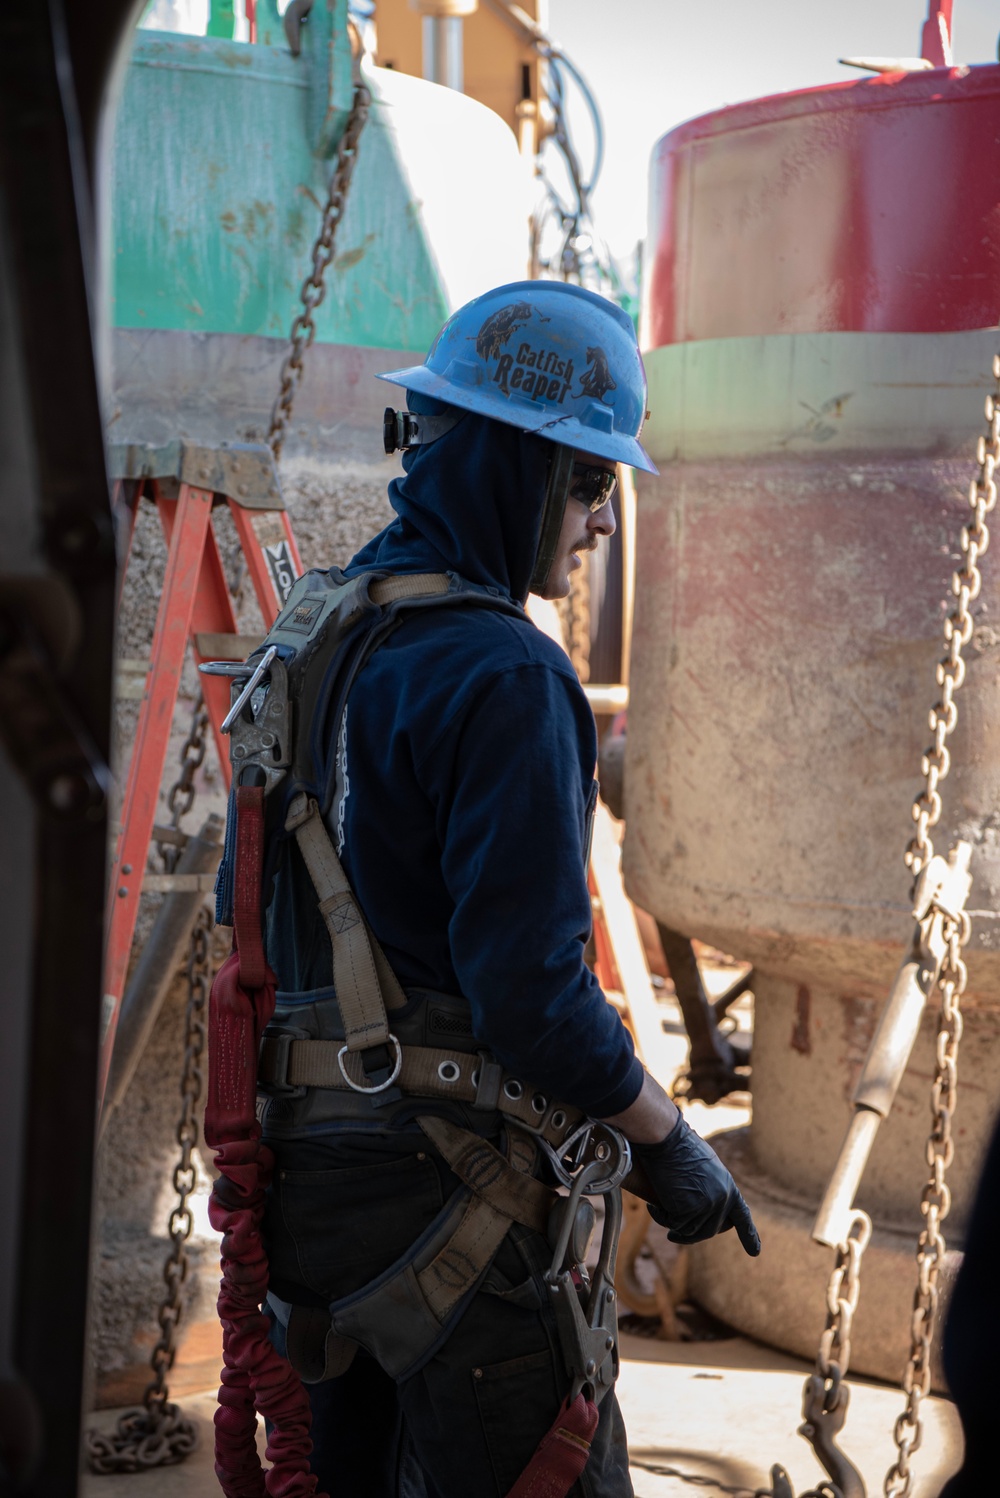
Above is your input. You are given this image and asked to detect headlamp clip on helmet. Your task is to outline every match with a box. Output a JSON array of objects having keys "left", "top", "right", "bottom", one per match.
[{"left": 383, "top": 406, "right": 462, "bottom": 456}]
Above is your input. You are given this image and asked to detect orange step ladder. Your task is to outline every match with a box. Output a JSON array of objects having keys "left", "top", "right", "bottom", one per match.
[{"left": 100, "top": 440, "right": 301, "bottom": 1109}]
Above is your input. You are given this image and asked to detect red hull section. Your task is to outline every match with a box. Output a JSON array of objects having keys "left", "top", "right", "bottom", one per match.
[{"left": 645, "top": 64, "right": 1000, "bottom": 347}]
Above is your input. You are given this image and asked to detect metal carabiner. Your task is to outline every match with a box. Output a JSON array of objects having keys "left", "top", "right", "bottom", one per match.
[
  {"left": 543, "top": 1125, "right": 629, "bottom": 1407},
  {"left": 218, "top": 645, "right": 278, "bottom": 734},
  {"left": 533, "top": 1119, "right": 633, "bottom": 1195}
]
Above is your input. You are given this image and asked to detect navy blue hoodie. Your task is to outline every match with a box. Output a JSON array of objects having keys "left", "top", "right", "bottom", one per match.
[{"left": 273, "top": 397, "right": 643, "bottom": 1119}]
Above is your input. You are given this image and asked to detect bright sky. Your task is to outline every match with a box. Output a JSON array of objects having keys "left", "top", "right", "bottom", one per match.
[
  {"left": 546, "top": 0, "right": 1000, "bottom": 261},
  {"left": 140, "top": 0, "right": 1000, "bottom": 265}
]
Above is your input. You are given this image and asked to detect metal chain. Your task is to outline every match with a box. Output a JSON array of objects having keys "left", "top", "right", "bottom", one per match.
[
  {"left": 779, "top": 363, "right": 998, "bottom": 1498},
  {"left": 267, "top": 77, "right": 372, "bottom": 460},
  {"left": 629, "top": 1457, "right": 838, "bottom": 1498},
  {"left": 883, "top": 907, "right": 969, "bottom": 1498},
  {"left": 86, "top": 909, "right": 211, "bottom": 1474},
  {"left": 558, "top": 554, "right": 592, "bottom": 682},
  {"left": 157, "top": 694, "right": 210, "bottom": 873},
  {"left": 905, "top": 357, "right": 1000, "bottom": 879},
  {"left": 878, "top": 361, "right": 999, "bottom": 1496},
  {"left": 816, "top": 1210, "right": 872, "bottom": 1389}
]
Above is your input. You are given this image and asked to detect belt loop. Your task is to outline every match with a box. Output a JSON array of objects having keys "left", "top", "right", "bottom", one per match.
[{"left": 473, "top": 1052, "right": 503, "bottom": 1111}]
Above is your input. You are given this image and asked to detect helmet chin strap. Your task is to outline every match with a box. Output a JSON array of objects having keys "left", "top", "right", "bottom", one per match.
[{"left": 529, "top": 444, "right": 576, "bottom": 596}]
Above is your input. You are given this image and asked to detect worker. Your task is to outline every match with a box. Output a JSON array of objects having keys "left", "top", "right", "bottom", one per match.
[{"left": 254, "top": 280, "right": 760, "bottom": 1497}]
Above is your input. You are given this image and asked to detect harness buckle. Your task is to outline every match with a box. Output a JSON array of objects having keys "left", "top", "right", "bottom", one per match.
[
  {"left": 337, "top": 1035, "right": 403, "bottom": 1094},
  {"left": 543, "top": 1125, "right": 629, "bottom": 1408},
  {"left": 537, "top": 1121, "right": 633, "bottom": 1194},
  {"left": 258, "top": 1027, "right": 309, "bottom": 1099}
]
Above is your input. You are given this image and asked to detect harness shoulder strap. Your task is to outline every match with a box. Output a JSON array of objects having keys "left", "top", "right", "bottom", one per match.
[
  {"left": 285, "top": 792, "right": 406, "bottom": 1053},
  {"left": 370, "top": 573, "right": 450, "bottom": 604},
  {"left": 277, "top": 569, "right": 515, "bottom": 1058}
]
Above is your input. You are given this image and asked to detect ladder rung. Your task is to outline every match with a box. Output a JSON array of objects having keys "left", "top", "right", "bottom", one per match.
[
  {"left": 114, "top": 657, "right": 149, "bottom": 701},
  {"left": 142, "top": 872, "right": 218, "bottom": 894},
  {"left": 195, "top": 631, "right": 265, "bottom": 660}
]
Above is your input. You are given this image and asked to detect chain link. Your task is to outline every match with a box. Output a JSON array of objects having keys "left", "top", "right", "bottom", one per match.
[
  {"left": 557, "top": 552, "right": 592, "bottom": 682},
  {"left": 816, "top": 1211, "right": 872, "bottom": 1390},
  {"left": 267, "top": 78, "right": 372, "bottom": 460},
  {"left": 883, "top": 909, "right": 969, "bottom": 1498},
  {"left": 905, "top": 357, "right": 1000, "bottom": 879},
  {"left": 86, "top": 909, "right": 211, "bottom": 1474},
  {"left": 157, "top": 694, "right": 210, "bottom": 873}
]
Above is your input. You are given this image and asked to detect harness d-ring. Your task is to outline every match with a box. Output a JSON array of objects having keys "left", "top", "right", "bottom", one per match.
[{"left": 337, "top": 1036, "right": 403, "bottom": 1094}]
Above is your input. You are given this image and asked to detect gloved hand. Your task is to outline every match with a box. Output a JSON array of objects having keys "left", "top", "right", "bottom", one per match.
[{"left": 631, "top": 1113, "right": 761, "bottom": 1256}]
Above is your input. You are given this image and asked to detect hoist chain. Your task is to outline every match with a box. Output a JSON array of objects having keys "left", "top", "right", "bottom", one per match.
[
  {"left": 86, "top": 909, "right": 211, "bottom": 1474},
  {"left": 817, "top": 1211, "right": 872, "bottom": 1389},
  {"left": 771, "top": 360, "right": 999, "bottom": 1498},
  {"left": 883, "top": 908, "right": 969, "bottom": 1498},
  {"left": 267, "top": 77, "right": 372, "bottom": 460},
  {"left": 158, "top": 694, "right": 210, "bottom": 873},
  {"left": 905, "top": 359, "right": 1000, "bottom": 879},
  {"left": 878, "top": 363, "right": 999, "bottom": 1497}
]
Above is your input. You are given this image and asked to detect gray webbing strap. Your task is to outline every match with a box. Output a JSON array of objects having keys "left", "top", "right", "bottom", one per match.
[
  {"left": 417, "top": 1115, "right": 552, "bottom": 1234},
  {"left": 413, "top": 1122, "right": 551, "bottom": 1323},
  {"left": 416, "top": 1126, "right": 547, "bottom": 1324},
  {"left": 321, "top": 1127, "right": 552, "bottom": 1378},
  {"left": 286, "top": 793, "right": 407, "bottom": 1046},
  {"left": 369, "top": 572, "right": 450, "bottom": 604},
  {"left": 418, "top": 1196, "right": 513, "bottom": 1322}
]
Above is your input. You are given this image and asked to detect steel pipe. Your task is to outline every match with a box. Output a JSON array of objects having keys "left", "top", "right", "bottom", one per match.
[
  {"left": 813, "top": 950, "right": 936, "bottom": 1247},
  {"left": 100, "top": 812, "right": 223, "bottom": 1136}
]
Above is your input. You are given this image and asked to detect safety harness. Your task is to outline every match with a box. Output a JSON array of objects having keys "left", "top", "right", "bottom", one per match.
[{"left": 202, "top": 568, "right": 632, "bottom": 1498}]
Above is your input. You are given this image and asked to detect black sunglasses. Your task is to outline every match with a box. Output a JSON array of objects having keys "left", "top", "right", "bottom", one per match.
[{"left": 568, "top": 461, "right": 618, "bottom": 511}]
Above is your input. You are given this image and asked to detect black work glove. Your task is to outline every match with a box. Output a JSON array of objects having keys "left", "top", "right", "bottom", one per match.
[{"left": 631, "top": 1113, "right": 761, "bottom": 1257}]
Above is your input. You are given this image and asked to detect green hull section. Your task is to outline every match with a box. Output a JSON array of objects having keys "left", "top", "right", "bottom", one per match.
[
  {"left": 113, "top": 21, "right": 445, "bottom": 353},
  {"left": 642, "top": 329, "right": 1000, "bottom": 462}
]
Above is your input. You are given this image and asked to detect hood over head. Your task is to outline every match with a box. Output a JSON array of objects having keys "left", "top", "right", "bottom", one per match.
[{"left": 345, "top": 392, "right": 552, "bottom": 603}]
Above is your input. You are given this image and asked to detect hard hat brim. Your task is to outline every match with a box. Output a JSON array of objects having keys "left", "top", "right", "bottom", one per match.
[{"left": 377, "top": 365, "right": 659, "bottom": 475}]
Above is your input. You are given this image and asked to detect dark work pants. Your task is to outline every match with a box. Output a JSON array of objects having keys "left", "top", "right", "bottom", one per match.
[{"left": 262, "top": 1129, "right": 633, "bottom": 1498}]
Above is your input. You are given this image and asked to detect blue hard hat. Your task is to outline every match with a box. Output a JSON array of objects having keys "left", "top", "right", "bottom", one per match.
[{"left": 376, "top": 280, "right": 658, "bottom": 475}]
